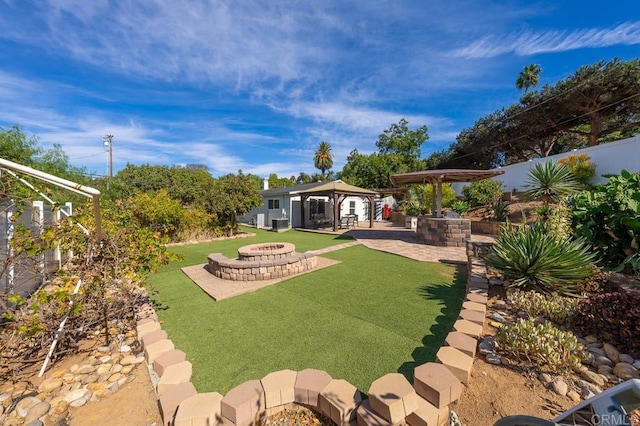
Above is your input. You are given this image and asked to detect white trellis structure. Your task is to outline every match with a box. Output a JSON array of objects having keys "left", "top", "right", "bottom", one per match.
[{"left": 0, "top": 157, "right": 102, "bottom": 376}]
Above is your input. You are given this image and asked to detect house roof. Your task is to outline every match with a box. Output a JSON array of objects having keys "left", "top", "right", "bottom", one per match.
[
  {"left": 390, "top": 169, "right": 505, "bottom": 186},
  {"left": 260, "top": 180, "right": 377, "bottom": 197}
]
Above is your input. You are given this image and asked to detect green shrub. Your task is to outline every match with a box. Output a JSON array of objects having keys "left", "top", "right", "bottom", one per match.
[
  {"left": 462, "top": 179, "right": 503, "bottom": 207},
  {"left": 570, "top": 170, "right": 640, "bottom": 276},
  {"left": 126, "top": 189, "right": 185, "bottom": 239},
  {"left": 491, "top": 199, "right": 509, "bottom": 221},
  {"left": 485, "top": 221, "right": 596, "bottom": 295},
  {"left": 572, "top": 292, "right": 640, "bottom": 358},
  {"left": 524, "top": 161, "right": 581, "bottom": 205},
  {"left": 558, "top": 153, "right": 596, "bottom": 186},
  {"left": 507, "top": 290, "right": 579, "bottom": 324},
  {"left": 496, "top": 319, "right": 585, "bottom": 373},
  {"left": 451, "top": 201, "right": 469, "bottom": 216}
]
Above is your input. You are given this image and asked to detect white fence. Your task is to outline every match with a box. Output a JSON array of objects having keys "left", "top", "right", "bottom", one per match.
[
  {"left": 452, "top": 135, "right": 640, "bottom": 194},
  {"left": 1, "top": 199, "right": 73, "bottom": 298}
]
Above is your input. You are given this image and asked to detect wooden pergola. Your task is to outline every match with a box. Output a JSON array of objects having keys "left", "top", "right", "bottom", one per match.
[
  {"left": 295, "top": 181, "right": 377, "bottom": 231},
  {"left": 390, "top": 169, "right": 505, "bottom": 217}
]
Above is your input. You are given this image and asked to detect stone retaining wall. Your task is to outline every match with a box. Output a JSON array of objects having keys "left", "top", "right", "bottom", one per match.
[
  {"left": 137, "top": 246, "right": 492, "bottom": 425},
  {"left": 417, "top": 217, "right": 471, "bottom": 247},
  {"left": 207, "top": 252, "right": 317, "bottom": 281}
]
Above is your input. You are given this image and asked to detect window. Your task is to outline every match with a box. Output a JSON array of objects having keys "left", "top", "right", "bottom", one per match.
[
  {"left": 268, "top": 199, "right": 280, "bottom": 209},
  {"left": 349, "top": 200, "right": 356, "bottom": 215}
]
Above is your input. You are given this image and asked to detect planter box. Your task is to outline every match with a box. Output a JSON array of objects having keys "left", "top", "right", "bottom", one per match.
[{"left": 405, "top": 216, "right": 418, "bottom": 230}]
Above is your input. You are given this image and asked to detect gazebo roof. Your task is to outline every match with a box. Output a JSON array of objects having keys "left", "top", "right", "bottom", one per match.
[
  {"left": 260, "top": 179, "right": 376, "bottom": 197},
  {"left": 390, "top": 169, "right": 505, "bottom": 186}
]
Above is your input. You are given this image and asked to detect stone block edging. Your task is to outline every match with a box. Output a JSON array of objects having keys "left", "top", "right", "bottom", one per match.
[{"left": 137, "top": 241, "right": 490, "bottom": 425}]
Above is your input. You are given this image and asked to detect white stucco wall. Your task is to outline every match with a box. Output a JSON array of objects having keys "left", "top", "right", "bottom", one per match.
[{"left": 452, "top": 135, "right": 640, "bottom": 195}]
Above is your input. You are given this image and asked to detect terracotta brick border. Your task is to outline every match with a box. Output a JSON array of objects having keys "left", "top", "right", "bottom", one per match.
[{"left": 137, "top": 239, "right": 491, "bottom": 425}]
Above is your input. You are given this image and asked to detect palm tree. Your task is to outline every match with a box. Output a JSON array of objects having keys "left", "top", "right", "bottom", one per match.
[
  {"left": 516, "top": 64, "right": 542, "bottom": 93},
  {"left": 313, "top": 141, "right": 333, "bottom": 177}
]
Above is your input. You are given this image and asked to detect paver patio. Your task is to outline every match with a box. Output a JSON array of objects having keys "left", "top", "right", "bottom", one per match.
[{"left": 182, "top": 222, "right": 492, "bottom": 301}]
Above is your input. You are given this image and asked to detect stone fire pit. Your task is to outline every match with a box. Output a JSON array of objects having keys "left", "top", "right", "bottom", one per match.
[{"left": 207, "top": 242, "right": 317, "bottom": 281}]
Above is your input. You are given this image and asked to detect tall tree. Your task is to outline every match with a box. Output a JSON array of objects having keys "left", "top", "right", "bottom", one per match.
[
  {"left": 375, "top": 118, "right": 428, "bottom": 171},
  {"left": 516, "top": 64, "right": 542, "bottom": 93},
  {"left": 313, "top": 141, "right": 333, "bottom": 177},
  {"left": 205, "top": 173, "right": 261, "bottom": 236}
]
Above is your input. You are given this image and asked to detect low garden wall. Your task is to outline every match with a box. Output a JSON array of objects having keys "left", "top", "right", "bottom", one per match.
[
  {"left": 417, "top": 217, "right": 471, "bottom": 247},
  {"left": 207, "top": 251, "right": 317, "bottom": 281},
  {"left": 135, "top": 247, "right": 493, "bottom": 425}
]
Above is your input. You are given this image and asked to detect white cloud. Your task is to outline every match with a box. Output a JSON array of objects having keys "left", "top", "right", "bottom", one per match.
[{"left": 453, "top": 21, "right": 640, "bottom": 59}]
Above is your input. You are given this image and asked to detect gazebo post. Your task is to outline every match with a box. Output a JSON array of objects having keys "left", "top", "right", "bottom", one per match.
[
  {"left": 436, "top": 180, "right": 443, "bottom": 218},
  {"left": 332, "top": 193, "right": 339, "bottom": 232},
  {"left": 430, "top": 182, "right": 437, "bottom": 217},
  {"left": 368, "top": 195, "right": 374, "bottom": 228},
  {"left": 301, "top": 195, "right": 307, "bottom": 229}
]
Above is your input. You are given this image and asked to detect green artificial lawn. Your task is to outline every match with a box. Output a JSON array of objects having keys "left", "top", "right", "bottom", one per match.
[{"left": 146, "top": 227, "right": 466, "bottom": 394}]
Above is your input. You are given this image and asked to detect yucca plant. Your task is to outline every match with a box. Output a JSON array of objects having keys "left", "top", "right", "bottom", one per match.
[
  {"left": 524, "top": 161, "right": 582, "bottom": 205},
  {"left": 485, "top": 221, "right": 597, "bottom": 295}
]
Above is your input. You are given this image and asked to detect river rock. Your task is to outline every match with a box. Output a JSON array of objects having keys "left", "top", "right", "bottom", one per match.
[
  {"left": 23, "top": 401, "right": 50, "bottom": 424},
  {"left": 120, "top": 355, "right": 138, "bottom": 365},
  {"left": 121, "top": 365, "right": 135, "bottom": 375},
  {"left": 479, "top": 339, "right": 495, "bottom": 355},
  {"left": 539, "top": 372, "right": 553, "bottom": 385},
  {"left": 118, "top": 345, "right": 131, "bottom": 353},
  {"left": 16, "top": 397, "right": 42, "bottom": 418},
  {"left": 493, "top": 300, "right": 507, "bottom": 310},
  {"left": 589, "top": 347, "right": 606, "bottom": 357},
  {"left": 550, "top": 378, "right": 568, "bottom": 396},
  {"left": 75, "top": 364, "right": 95, "bottom": 375},
  {"left": 70, "top": 396, "right": 90, "bottom": 408},
  {"left": 97, "top": 345, "right": 111, "bottom": 353},
  {"left": 598, "top": 365, "right": 613, "bottom": 375},
  {"left": 96, "top": 364, "right": 112, "bottom": 375},
  {"left": 585, "top": 335, "right": 599, "bottom": 343},
  {"left": 619, "top": 354, "right": 634, "bottom": 364},
  {"left": 108, "top": 373, "right": 122, "bottom": 383},
  {"left": 26, "top": 420, "right": 44, "bottom": 426},
  {"left": 81, "top": 374, "right": 100, "bottom": 384},
  {"left": 567, "top": 390, "right": 581, "bottom": 402},
  {"left": 592, "top": 355, "right": 613, "bottom": 367},
  {"left": 603, "top": 343, "right": 620, "bottom": 363},
  {"left": 38, "top": 378, "right": 63, "bottom": 394},
  {"left": 634, "top": 360, "right": 640, "bottom": 369},
  {"left": 99, "top": 355, "right": 111, "bottom": 364},
  {"left": 576, "top": 380, "right": 602, "bottom": 395},
  {"left": 613, "top": 363, "right": 640, "bottom": 380},
  {"left": 489, "top": 312, "right": 506, "bottom": 323},
  {"left": 63, "top": 388, "right": 90, "bottom": 404},
  {"left": 111, "top": 364, "right": 123, "bottom": 374},
  {"left": 581, "top": 370, "right": 606, "bottom": 387}
]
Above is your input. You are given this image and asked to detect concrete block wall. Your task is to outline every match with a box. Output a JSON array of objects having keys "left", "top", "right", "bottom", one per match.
[
  {"left": 137, "top": 245, "right": 492, "bottom": 425},
  {"left": 417, "top": 217, "right": 472, "bottom": 247},
  {"left": 207, "top": 252, "right": 317, "bottom": 281}
]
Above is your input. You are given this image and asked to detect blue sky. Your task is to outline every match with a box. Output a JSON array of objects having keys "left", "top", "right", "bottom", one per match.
[{"left": 1, "top": 1, "right": 639, "bottom": 178}]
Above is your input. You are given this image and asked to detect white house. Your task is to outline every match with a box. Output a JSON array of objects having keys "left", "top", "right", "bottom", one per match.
[{"left": 238, "top": 180, "right": 384, "bottom": 230}]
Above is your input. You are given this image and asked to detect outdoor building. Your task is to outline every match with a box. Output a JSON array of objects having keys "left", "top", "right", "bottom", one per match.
[{"left": 238, "top": 180, "right": 392, "bottom": 230}]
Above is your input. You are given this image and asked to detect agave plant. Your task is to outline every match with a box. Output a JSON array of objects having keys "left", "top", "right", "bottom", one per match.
[
  {"left": 524, "top": 161, "right": 582, "bottom": 205},
  {"left": 485, "top": 221, "right": 597, "bottom": 295}
]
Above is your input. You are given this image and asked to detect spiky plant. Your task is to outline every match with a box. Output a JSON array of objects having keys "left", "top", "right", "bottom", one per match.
[
  {"left": 524, "top": 161, "right": 582, "bottom": 205},
  {"left": 485, "top": 221, "right": 596, "bottom": 295}
]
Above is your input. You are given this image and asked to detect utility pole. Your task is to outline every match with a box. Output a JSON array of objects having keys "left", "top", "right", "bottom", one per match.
[{"left": 103, "top": 135, "right": 113, "bottom": 190}]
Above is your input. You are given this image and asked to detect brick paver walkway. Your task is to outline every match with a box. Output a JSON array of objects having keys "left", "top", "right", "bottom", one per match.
[{"left": 346, "top": 225, "right": 468, "bottom": 264}]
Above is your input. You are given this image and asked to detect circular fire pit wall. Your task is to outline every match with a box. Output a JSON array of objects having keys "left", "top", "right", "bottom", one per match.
[{"left": 207, "top": 242, "right": 316, "bottom": 281}]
